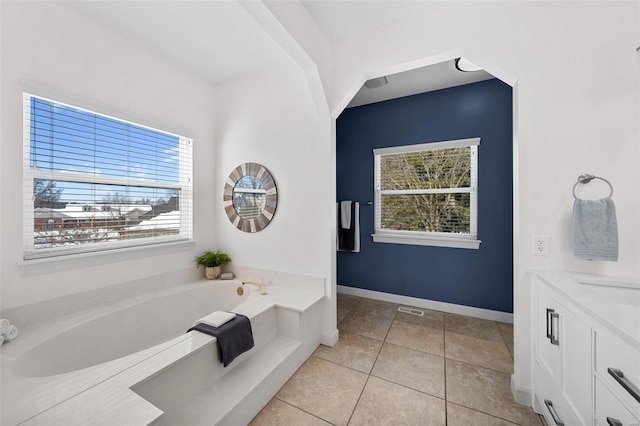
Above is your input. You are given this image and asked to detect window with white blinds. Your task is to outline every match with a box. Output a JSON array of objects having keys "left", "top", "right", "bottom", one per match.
[
  {"left": 23, "top": 93, "right": 193, "bottom": 259},
  {"left": 373, "top": 138, "right": 481, "bottom": 249}
]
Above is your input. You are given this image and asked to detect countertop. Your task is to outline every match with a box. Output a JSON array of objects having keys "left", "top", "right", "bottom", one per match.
[{"left": 532, "top": 270, "right": 640, "bottom": 350}]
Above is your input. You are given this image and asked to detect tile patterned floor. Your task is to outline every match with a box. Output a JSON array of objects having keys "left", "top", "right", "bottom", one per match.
[{"left": 250, "top": 294, "right": 544, "bottom": 426}]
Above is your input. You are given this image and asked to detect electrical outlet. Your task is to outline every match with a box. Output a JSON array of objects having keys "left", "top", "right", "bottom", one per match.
[{"left": 532, "top": 235, "right": 550, "bottom": 256}]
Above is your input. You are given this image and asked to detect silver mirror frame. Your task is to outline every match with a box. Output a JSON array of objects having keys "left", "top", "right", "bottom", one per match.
[{"left": 223, "top": 163, "right": 277, "bottom": 233}]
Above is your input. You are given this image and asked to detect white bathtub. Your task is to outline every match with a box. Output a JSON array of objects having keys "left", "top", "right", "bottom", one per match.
[
  {"left": 2, "top": 274, "right": 326, "bottom": 426},
  {"left": 13, "top": 280, "right": 248, "bottom": 378}
]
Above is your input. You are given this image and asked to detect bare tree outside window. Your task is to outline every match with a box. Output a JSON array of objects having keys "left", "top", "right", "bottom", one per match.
[
  {"left": 380, "top": 147, "right": 472, "bottom": 234},
  {"left": 33, "top": 179, "right": 63, "bottom": 208},
  {"left": 374, "top": 138, "right": 479, "bottom": 243}
]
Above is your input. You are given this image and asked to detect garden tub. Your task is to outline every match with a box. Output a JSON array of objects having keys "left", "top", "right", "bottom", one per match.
[{"left": 13, "top": 280, "right": 248, "bottom": 378}]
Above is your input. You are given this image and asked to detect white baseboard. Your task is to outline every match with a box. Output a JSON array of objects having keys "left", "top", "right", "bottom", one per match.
[
  {"left": 337, "top": 285, "right": 513, "bottom": 323},
  {"left": 319, "top": 329, "right": 339, "bottom": 347},
  {"left": 510, "top": 373, "right": 533, "bottom": 406}
]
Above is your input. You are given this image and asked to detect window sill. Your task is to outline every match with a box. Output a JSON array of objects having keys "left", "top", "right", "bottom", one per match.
[
  {"left": 18, "top": 239, "right": 195, "bottom": 277},
  {"left": 372, "top": 233, "right": 481, "bottom": 249}
]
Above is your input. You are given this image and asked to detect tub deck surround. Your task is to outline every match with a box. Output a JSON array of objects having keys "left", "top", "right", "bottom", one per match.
[
  {"left": 1, "top": 267, "right": 203, "bottom": 330},
  {"left": 0, "top": 278, "right": 325, "bottom": 425},
  {"left": 229, "top": 264, "right": 326, "bottom": 295}
]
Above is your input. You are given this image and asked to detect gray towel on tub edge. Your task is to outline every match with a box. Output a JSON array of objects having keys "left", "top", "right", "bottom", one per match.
[{"left": 187, "top": 314, "right": 254, "bottom": 367}]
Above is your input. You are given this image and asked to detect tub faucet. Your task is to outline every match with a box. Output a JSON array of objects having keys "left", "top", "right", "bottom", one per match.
[{"left": 242, "top": 281, "right": 268, "bottom": 295}]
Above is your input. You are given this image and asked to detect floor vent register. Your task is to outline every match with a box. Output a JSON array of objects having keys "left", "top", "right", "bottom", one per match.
[{"left": 397, "top": 306, "right": 424, "bottom": 317}]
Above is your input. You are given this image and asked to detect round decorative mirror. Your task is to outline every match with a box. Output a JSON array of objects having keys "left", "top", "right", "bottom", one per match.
[{"left": 223, "top": 163, "right": 277, "bottom": 232}]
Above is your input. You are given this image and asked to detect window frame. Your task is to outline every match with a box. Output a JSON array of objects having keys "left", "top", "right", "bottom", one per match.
[
  {"left": 22, "top": 93, "right": 193, "bottom": 260},
  {"left": 372, "top": 137, "right": 481, "bottom": 249}
]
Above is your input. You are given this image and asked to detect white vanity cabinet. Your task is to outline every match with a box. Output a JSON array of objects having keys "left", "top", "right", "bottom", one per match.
[
  {"left": 593, "top": 330, "right": 640, "bottom": 425},
  {"left": 532, "top": 271, "right": 640, "bottom": 426},
  {"left": 534, "top": 278, "right": 592, "bottom": 425}
]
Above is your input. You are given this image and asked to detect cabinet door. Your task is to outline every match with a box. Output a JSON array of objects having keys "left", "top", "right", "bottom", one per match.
[
  {"left": 558, "top": 301, "right": 592, "bottom": 424},
  {"left": 534, "top": 278, "right": 593, "bottom": 425},
  {"left": 536, "top": 282, "right": 562, "bottom": 386}
]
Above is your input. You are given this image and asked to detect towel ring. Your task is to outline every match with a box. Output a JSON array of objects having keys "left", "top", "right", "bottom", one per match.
[{"left": 572, "top": 174, "right": 613, "bottom": 199}]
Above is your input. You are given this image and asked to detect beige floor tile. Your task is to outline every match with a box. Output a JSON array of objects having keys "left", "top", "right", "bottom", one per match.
[
  {"left": 337, "top": 293, "right": 362, "bottom": 311},
  {"left": 446, "top": 402, "right": 519, "bottom": 425},
  {"left": 339, "top": 308, "right": 395, "bottom": 340},
  {"left": 354, "top": 297, "right": 399, "bottom": 315},
  {"left": 250, "top": 398, "right": 331, "bottom": 426},
  {"left": 386, "top": 320, "right": 444, "bottom": 356},
  {"left": 446, "top": 359, "right": 542, "bottom": 426},
  {"left": 276, "top": 356, "right": 367, "bottom": 426},
  {"left": 497, "top": 322, "right": 514, "bottom": 358},
  {"left": 313, "top": 332, "right": 383, "bottom": 373},
  {"left": 371, "top": 342, "right": 445, "bottom": 398},
  {"left": 445, "top": 332, "right": 513, "bottom": 374},
  {"left": 261, "top": 294, "right": 537, "bottom": 425},
  {"left": 349, "top": 376, "right": 446, "bottom": 426},
  {"left": 395, "top": 308, "right": 444, "bottom": 330},
  {"left": 445, "top": 313, "right": 504, "bottom": 342},
  {"left": 337, "top": 307, "right": 350, "bottom": 324}
]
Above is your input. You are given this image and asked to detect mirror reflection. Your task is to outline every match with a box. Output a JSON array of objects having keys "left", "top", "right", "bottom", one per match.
[
  {"left": 223, "top": 163, "right": 278, "bottom": 233},
  {"left": 233, "top": 176, "right": 266, "bottom": 219}
]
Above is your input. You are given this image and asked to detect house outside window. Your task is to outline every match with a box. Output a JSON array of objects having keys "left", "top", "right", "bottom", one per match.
[
  {"left": 23, "top": 93, "right": 193, "bottom": 259},
  {"left": 372, "top": 137, "right": 481, "bottom": 249}
]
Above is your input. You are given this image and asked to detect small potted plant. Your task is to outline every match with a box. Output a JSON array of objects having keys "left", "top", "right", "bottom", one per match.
[{"left": 194, "top": 250, "right": 231, "bottom": 280}]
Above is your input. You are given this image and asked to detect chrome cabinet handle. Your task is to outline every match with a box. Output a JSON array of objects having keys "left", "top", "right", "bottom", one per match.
[
  {"left": 546, "top": 308, "right": 554, "bottom": 339},
  {"left": 606, "top": 417, "right": 623, "bottom": 426},
  {"left": 544, "top": 399, "right": 565, "bottom": 426},
  {"left": 550, "top": 312, "right": 560, "bottom": 345},
  {"left": 608, "top": 367, "right": 640, "bottom": 403}
]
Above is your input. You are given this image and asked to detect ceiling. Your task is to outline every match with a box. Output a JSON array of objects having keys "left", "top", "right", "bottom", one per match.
[
  {"left": 66, "top": 1, "right": 293, "bottom": 85},
  {"left": 299, "top": 1, "right": 495, "bottom": 107},
  {"left": 300, "top": 0, "right": 438, "bottom": 44},
  {"left": 66, "top": 1, "right": 494, "bottom": 106},
  {"left": 347, "top": 60, "right": 494, "bottom": 108}
]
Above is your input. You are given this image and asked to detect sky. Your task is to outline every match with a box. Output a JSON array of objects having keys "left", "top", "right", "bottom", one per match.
[{"left": 30, "top": 96, "right": 183, "bottom": 205}]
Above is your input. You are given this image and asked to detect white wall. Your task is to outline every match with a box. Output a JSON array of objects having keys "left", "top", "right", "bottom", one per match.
[
  {"left": 232, "top": 1, "right": 337, "bottom": 343},
  {"left": 328, "top": 1, "right": 639, "bottom": 401},
  {"left": 2, "top": 0, "right": 635, "bottom": 402},
  {"left": 212, "top": 63, "right": 334, "bottom": 336},
  {"left": 0, "top": 2, "right": 217, "bottom": 310},
  {"left": 262, "top": 0, "right": 332, "bottom": 101}
]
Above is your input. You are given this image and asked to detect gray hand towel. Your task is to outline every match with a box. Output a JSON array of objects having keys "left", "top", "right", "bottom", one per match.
[
  {"left": 572, "top": 197, "right": 618, "bottom": 262},
  {"left": 187, "top": 314, "right": 254, "bottom": 367}
]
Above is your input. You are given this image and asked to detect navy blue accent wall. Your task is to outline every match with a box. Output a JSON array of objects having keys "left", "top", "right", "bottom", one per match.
[{"left": 337, "top": 79, "right": 513, "bottom": 313}]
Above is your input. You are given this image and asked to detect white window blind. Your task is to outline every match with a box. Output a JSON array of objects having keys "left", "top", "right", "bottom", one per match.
[
  {"left": 373, "top": 138, "right": 480, "bottom": 249},
  {"left": 23, "top": 93, "right": 193, "bottom": 259}
]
